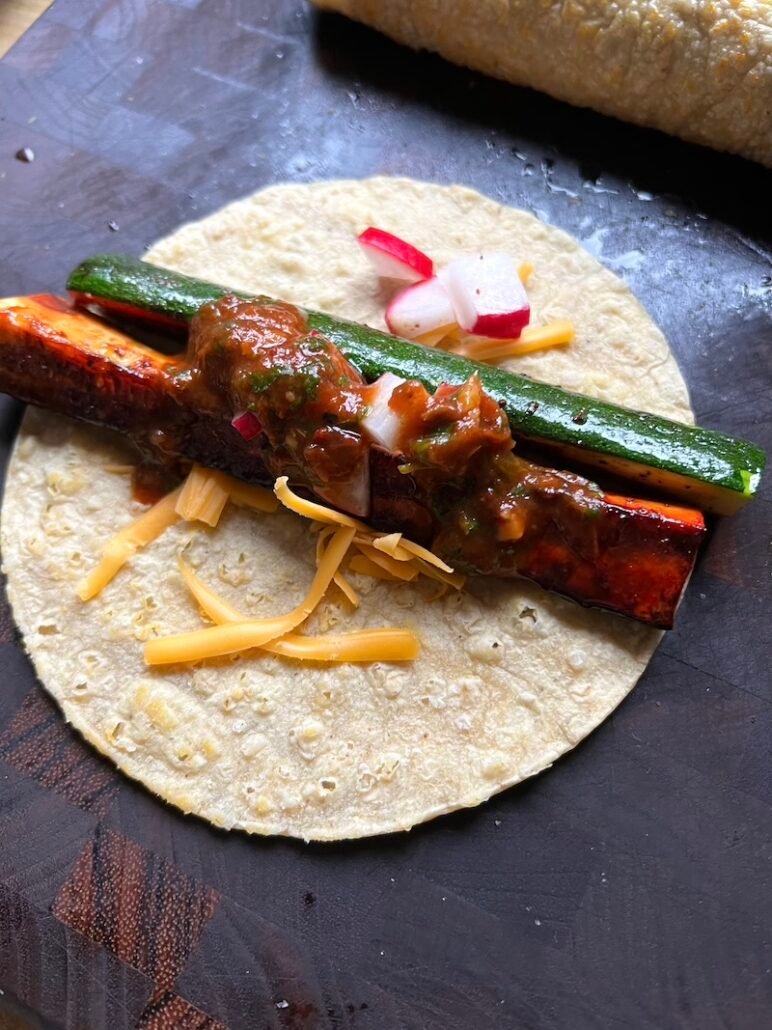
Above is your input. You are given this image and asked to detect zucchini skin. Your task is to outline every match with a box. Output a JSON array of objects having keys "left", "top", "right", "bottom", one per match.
[{"left": 68, "top": 255, "right": 766, "bottom": 514}]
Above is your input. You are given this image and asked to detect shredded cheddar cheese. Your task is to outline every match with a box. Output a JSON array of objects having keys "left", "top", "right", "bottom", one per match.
[
  {"left": 348, "top": 553, "right": 403, "bottom": 581},
  {"left": 178, "top": 560, "right": 419, "bottom": 663},
  {"left": 274, "top": 476, "right": 462, "bottom": 589},
  {"left": 179, "top": 559, "right": 242, "bottom": 622},
  {"left": 454, "top": 320, "right": 575, "bottom": 364},
  {"left": 317, "top": 526, "right": 359, "bottom": 606},
  {"left": 413, "top": 560, "right": 466, "bottom": 591},
  {"left": 333, "top": 568, "right": 359, "bottom": 606},
  {"left": 77, "top": 486, "right": 183, "bottom": 601},
  {"left": 520, "top": 320, "right": 575, "bottom": 348},
  {"left": 175, "top": 465, "right": 229, "bottom": 527},
  {"left": 415, "top": 324, "right": 456, "bottom": 348},
  {"left": 80, "top": 467, "right": 280, "bottom": 602},
  {"left": 82, "top": 465, "right": 461, "bottom": 665},
  {"left": 266, "top": 631, "right": 420, "bottom": 663},
  {"left": 144, "top": 525, "right": 356, "bottom": 665},
  {"left": 372, "top": 532, "right": 412, "bottom": 561},
  {"left": 354, "top": 542, "right": 419, "bottom": 582},
  {"left": 221, "top": 476, "right": 277, "bottom": 513},
  {"left": 391, "top": 536, "right": 456, "bottom": 574},
  {"left": 359, "top": 532, "right": 462, "bottom": 585},
  {"left": 274, "top": 476, "right": 364, "bottom": 529}
]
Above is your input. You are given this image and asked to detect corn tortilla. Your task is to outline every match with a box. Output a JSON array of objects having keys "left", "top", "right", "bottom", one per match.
[
  {"left": 1, "top": 178, "right": 692, "bottom": 840},
  {"left": 312, "top": 0, "right": 772, "bottom": 167}
]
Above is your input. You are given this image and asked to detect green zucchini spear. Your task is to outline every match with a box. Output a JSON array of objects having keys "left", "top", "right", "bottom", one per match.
[{"left": 67, "top": 255, "right": 765, "bottom": 515}]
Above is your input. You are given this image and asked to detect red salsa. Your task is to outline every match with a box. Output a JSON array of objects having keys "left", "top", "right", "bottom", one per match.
[{"left": 178, "top": 296, "right": 612, "bottom": 575}]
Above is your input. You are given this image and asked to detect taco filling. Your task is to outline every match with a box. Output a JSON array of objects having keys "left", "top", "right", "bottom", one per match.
[{"left": 0, "top": 178, "right": 762, "bottom": 840}]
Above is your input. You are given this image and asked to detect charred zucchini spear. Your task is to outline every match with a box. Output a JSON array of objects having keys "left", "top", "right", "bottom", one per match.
[
  {"left": 0, "top": 293, "right": 706, "bottom": 628},
  {"left": 67, "top": 254, "right": 765, "bottom": 515}
]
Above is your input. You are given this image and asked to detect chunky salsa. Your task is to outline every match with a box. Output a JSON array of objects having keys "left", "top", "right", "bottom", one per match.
[{"left": 171, "top": 295, "right": 703, "bottom": 626}]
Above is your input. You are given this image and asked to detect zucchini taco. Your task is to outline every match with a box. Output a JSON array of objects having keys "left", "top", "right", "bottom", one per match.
[{"left": 0, "top": 179, "right": 763, "bottom": 839}]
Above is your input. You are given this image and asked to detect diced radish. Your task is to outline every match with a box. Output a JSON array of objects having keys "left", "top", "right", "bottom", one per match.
[
  {"left": 385, "top": 276, "right": 456, "bottom": 340},
  {"left": 358, "top": 227, "right": 434, "bottom": 282},
  {"left": 444, "top": 253, "right": 530, "bottom": 339},
  {"left": 315, "top": 457, "right": 371, "bottom": 518},
  {"left": 361, "top": 372, "right": 406, "bottom": 451},
  {"left": 231, "top": 411, "right": 261, "bottom": 440}
]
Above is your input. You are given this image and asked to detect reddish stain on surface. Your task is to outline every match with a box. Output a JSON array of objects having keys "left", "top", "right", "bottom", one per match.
[
  {"left": 52, "top": 826, "right": 220, "bottom": 990},
  {"left": 0, "top": 690, "right": 120, "bottom": 816}
]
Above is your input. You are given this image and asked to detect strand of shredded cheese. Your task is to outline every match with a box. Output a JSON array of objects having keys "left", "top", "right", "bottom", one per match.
[
  {"left": 274, "top": 476, "right": 366, "bottom": 529},
  {"left": 274, "top": 479, "right": 462, "bottom": 587},
  {"left": 221, "top": 476, "right": 277, "bottom": 513},
  {"left": 317, "top": 526, "right": 359, "bottom": 606},
  {"left": 389, "top": 536, "right": 456, "bottom": 574},
  {"left": 415, "top": 324, "right": 457, "bottom": 348},
  {"left": 175, "top": 465, "right": 230, "bottom": 527},
  {"left": 178, "top": 560, "right": 418, "bottom": 662},
  {"left": 460, "top": 337, "right": 563, "bottom": 363},
  {"left": 78, "top": 486, "right": 183, "bottom": 601},
  {"left": 266, "top": 631, "right": 419, "bottom": 662},
  {"left": 144, "top": 524, "right": 355, "bottom": 665},
  {"left": 275, "top": 477, "right": 461, "bottom": 587},
  {"left": 414, "top": 559, "right": 466, "bottom": 591},
  {"left": 355, "top": 535, "right": 461, "bottom": 585},
  {"left": 454, "top": 320, "right": 575, "bottom": 363},
  {"left": 275, "top": 476, "right": 462, "bottom": 586},
  {"left": 180, "top": 559, "right": 243, "bottom": 622},
  {"left": 520, "top": 320, "right": 575, "bottom": 348},
  {"left": 371, "top": 532, "right": 413, "bottom": 562},
  {"left": 354, "top": 542, "right": 419, "bottom": 582},
  {"left": 348, "top": 553, "right": 403, "bottom": 581},
  {"left": 315, "top": 526, "right": 331, "bottom": 563},
  {"left": 333, "top": 568, "right": 359, "bottom": 606}
]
